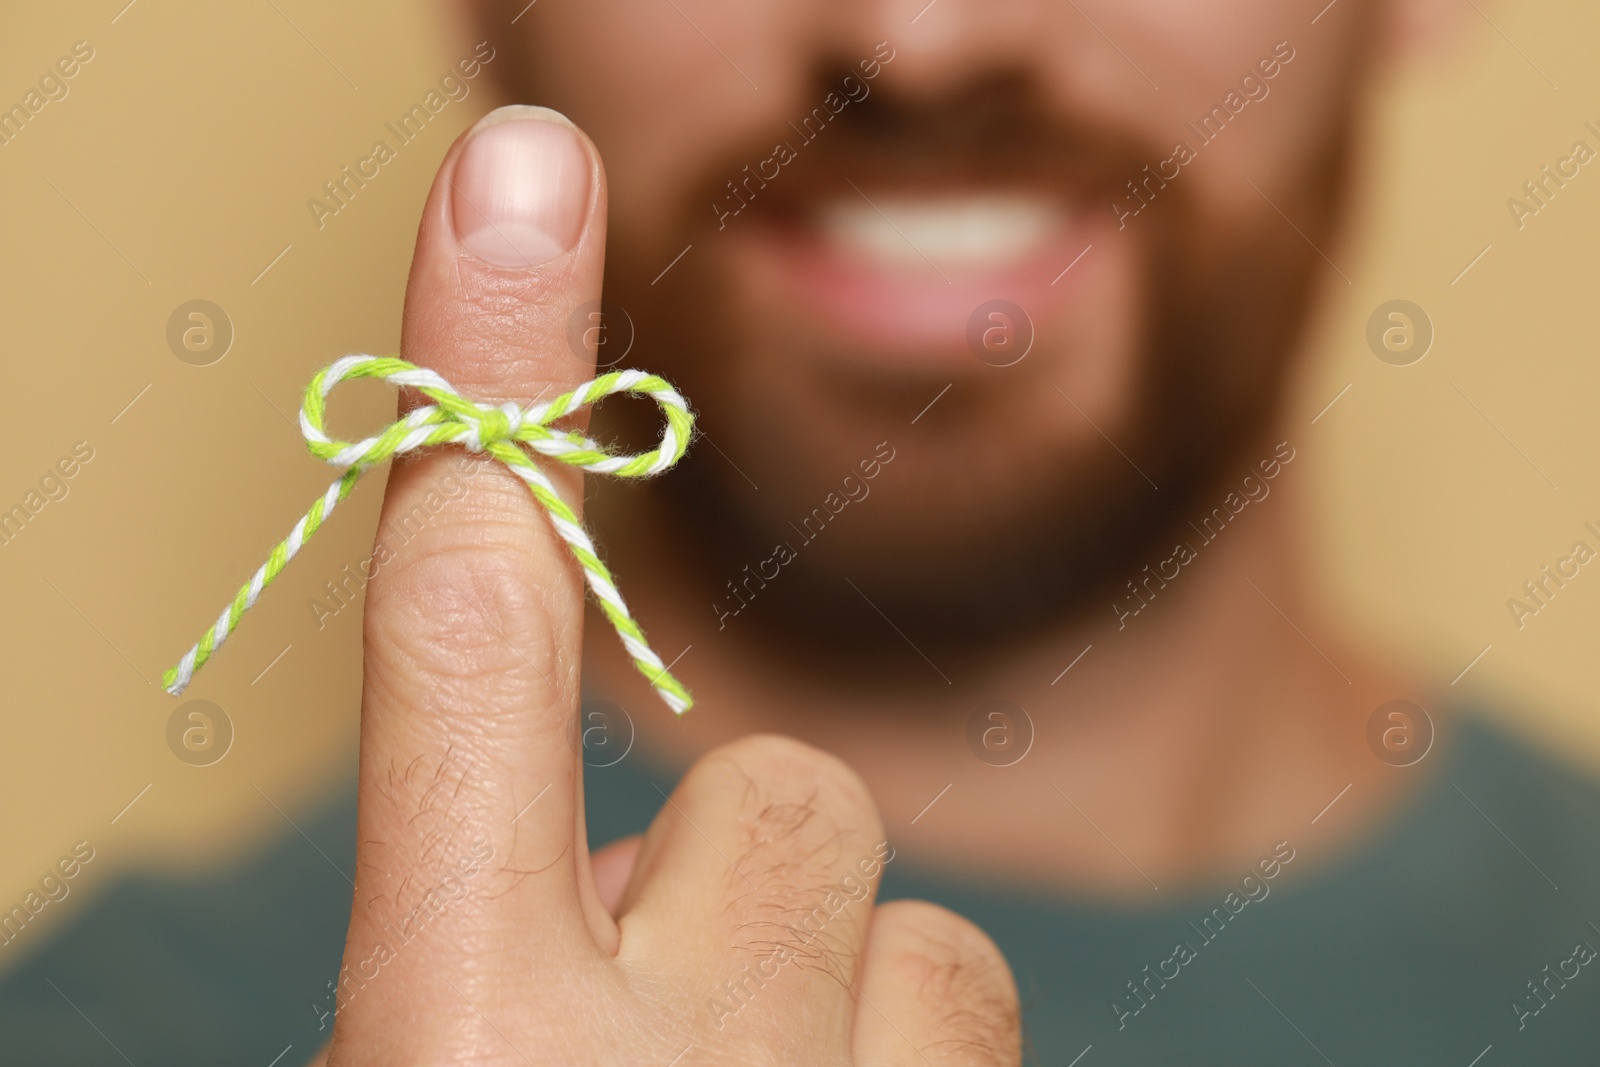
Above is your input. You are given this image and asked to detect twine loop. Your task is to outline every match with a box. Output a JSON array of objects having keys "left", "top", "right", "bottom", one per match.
[{"left": 163, "top": 354, "right": 696, "bottom": 714}]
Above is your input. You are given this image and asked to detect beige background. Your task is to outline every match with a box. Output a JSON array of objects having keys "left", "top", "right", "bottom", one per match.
[{"left": 0, "top": 0, "right": 1596, "bottom": 957}]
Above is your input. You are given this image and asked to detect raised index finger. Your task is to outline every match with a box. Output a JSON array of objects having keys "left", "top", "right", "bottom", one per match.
[{"left": 335, "top": 105, "right": 615, "bottom": 1052}]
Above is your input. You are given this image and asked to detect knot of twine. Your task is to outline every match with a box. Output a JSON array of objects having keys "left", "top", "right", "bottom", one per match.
[{"left": 163, "top": 354, "right": 696, "bottom": 714}]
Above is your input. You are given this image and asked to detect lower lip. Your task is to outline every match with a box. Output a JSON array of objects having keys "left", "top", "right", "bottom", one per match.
[{"left": 728, "top": 215, "right": 1104, "bottom": 362}]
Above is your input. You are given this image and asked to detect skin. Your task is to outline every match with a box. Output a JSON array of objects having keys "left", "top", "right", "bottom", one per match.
[
  {"left": 321, "top": 111, "right": 1019, "bottom": 1065},
  {"left": 319, "top": 0, "right": 1463, "bottom": 1061}
]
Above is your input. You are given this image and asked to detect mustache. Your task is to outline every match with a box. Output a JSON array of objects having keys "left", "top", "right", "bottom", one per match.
[{"left": 691, "top": 65, "right": 1165, "bottom": 221}]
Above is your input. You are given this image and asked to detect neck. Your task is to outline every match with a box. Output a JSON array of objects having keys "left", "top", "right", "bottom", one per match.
[{"left": 585, "top": 458, "right": 1421, "bottom": 898}]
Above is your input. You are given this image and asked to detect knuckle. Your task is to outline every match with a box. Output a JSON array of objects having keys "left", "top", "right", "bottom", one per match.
[
  {"left": 670, "top": 736, "right": 887, "bottom": 985},
  {"left": 364, "top": 534, "right": 569, "bottom": 712},
  {"left": 693, "top": 733, "right": 881, "bottom": 832},
  {"left": 351, "top": 747, "right": 500, "bottom": 916},
  {"left": 872, "top": 901, "right": 1021, "bottom": 1065},
  {"left": 874, "top": 900, "right": 1000, "bottom": 976}
]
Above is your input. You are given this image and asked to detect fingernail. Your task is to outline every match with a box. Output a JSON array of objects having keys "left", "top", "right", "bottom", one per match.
[{"left": 453, "top": 105, "right": 592, "bottom": 268}]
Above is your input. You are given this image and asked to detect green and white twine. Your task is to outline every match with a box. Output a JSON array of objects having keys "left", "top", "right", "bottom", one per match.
[{"left": 163, "top": 354, "right": 695, "bottom": 714}]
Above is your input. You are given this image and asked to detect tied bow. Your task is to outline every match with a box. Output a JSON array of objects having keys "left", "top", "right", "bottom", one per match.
[{"left": 163, "top": 354, "right": 695, "bottom": 714}]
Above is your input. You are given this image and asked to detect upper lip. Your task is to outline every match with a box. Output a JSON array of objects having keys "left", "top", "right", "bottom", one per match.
[{"left": 711, "top": 129, "right": 1124, "bottom": 234}]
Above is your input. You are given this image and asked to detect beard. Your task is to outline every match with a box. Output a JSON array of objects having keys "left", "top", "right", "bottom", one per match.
[{"left": 587, "top": 64, "right": 1362, "bottom": 679}]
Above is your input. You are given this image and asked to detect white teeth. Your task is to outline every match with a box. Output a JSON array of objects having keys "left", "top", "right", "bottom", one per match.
[{"left": 817, "top": 194, "right": 1067, "bottom": 272}]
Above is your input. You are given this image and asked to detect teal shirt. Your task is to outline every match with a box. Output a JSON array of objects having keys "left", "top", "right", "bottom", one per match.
[{"left": 3, "top": 711, "right": 1598, "bottom": 1065}]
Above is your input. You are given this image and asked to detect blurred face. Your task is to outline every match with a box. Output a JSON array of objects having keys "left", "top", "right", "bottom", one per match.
[{"left": 480, "top": 0, "right": 1379, "bottom": 655}]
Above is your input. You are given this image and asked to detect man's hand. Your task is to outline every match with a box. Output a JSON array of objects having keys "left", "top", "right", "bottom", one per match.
[{"left": 321, "top": 105, "right": 1020, "bottom": 1066}]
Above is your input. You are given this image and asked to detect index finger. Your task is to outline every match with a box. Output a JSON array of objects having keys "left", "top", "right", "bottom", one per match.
[{"left": 337, "top": 105, "right": 615, "bottom": 1042}]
